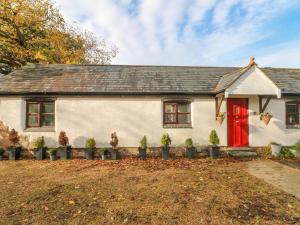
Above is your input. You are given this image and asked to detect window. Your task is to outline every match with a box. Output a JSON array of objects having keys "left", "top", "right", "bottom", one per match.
[
  {"left": 26, "top": 100, "right": 55, "bottom": 128},
  {"left": 286, "top": 102, "right": 300, "bottom": 127},
  {"left": 163, "top": 101, "right": 191, "bottom": 125}
]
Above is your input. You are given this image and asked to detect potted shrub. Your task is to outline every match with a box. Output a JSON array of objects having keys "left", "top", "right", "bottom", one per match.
[
  {"left": 85, "top": 138, "right": 96, "bottom": 160},
  {"left": 33, "top": 136, "right": 47, "bottom": 160},
  {"left": 138, "top": 136, "right": 147, "bottom": 160},
  {"left": 289, "top": 140, "right": 300, "bottom": 158},
  {"left": 161, "top": 133, "right": 171, "bottom": 160},
  {"left": 110, "top": 132, "right": 119, "bottom": 160},
  {"left": 185, "top": 138, "right": 196, "bottom": 159},
  {"left": 260, "top": 112, "right": 272, "bottom": 125},
  {"left": 0, "top": 148, "right": 5, "bottom": 161},
  {"left": 270, "top": 142, "right": 282, "bottom": 157},
  {"left": 216, "top": 112, "right": 225, "bottom": 125},
  {"left": 209, "top": 129, "right": 220, "bottom": 159},
  {"left": 58, "top": 131, "right": 72, "bottom": 160},
  {"left": 48, "top": 148, "right": 58, "bottom": 161},
  {"left": 7, "top": 129, "right": 21, "bottom": 160},
  {"left": 100, "top": 148, "right": 109, "bottom": 160}
]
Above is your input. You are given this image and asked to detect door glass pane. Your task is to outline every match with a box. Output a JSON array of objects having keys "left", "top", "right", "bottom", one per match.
[
  {"left": 287, "top": 104, "right": 297, "bottom": 113},
  {"left": 164, "top": 114, "right": 176, "bottom": 123},
  {"left": 178, "top": 114, "right": 190, "bottom": 124},
  {"left": 42, "top": 103, "right": 54, "bottom": 113},
  {"left": 28, "top": 103, "right": 39, "bottom": 113},
  {"left": 178, "top": 103, "right": 190, "bottom": 113},
  {"left": 42, "top": 114, "right": 54, "bottom": 126},
  {"left": 27, "top": 115, "right": 38, "bottom": 126},
  {"left": 164, "top": 104, "right": 176, "bottom": 113}
]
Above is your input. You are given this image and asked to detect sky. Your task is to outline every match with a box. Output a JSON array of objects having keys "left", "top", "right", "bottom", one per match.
[{"left": 55, "top": 0, "right": 300, "bottom": 68}]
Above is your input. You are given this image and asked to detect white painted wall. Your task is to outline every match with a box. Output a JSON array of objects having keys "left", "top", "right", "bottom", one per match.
[
  {"left": 0, "top": 95, "right": 299, "bottom": 148},
  {"left": 248, "top": 96, "right": 300, "bottom": 146},
  {"left": 0, "top": 96, "right": 227, "bottom": 148}
]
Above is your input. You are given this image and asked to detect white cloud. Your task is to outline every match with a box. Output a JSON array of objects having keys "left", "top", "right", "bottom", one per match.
[{"left": 55, "top": 0, "right": 299, "bottom": 67}]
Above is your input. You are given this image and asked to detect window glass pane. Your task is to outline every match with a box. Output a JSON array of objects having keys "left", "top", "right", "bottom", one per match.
[
  {"left": 165, "top": 104, "right": 176, "bottom": 113},
  {"left": 178, "top": 114, "right": 191, "bottom": 124},
  {"left": 164, "top": 114, "right": 176, "bottom": 123},
  {"left": 178, "top": 103, "right": 190, "bottom": 113},
  {"left": 287, "top": 115, "right": 297, "bottom": 124},
  {"left": 42, "top": 114, "right": 54, "bottom": 126},
  {"left": 28, "top": 103, "right": 39, "bottom": 113},
  {"left": 287, "top": 104, "right": 297, "bottom": 113},
  {"left": 42, "top": 103, "right": 54, "bottom": 113},
  {"left": 27, "top": 115, "right": 39, "bottom": 126}
]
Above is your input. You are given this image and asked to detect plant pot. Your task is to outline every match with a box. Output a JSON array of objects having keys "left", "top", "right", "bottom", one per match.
[
  {"left": 209, "top": 146, "right": 220, "bottom": 159},
  {"left": 290, "top": 149, "right": 300, "bottom": 158},
  {"left": 58, "top": 146, "right": 72, "bottom": 160},
  {"left": 111, "top": 150, "right": 118, "bottom": 160},
  {"left": 261, "top": 115, "right": 272, "bottom": 125},
  {"left": 271, "top": 144, "right": 282, "bottom": 157},
  {"left": 35, "top": 147, "right": 47, "bottom": 160},
  {"left": 85, "top": 149, "right": 95, "bottom": 160},
  {"left": 101, "top": 154, "right": 107, "bottom": 160},
  {"left": 162, "top": 146, "right": 170, "bottom": 160},
  {"left": 186, "top": 147, "right": 196, "bottom": 159},
  {"left": 216, "top": 115, "right": 225, "bottom": 125},
  {"left": 138, "top": 148, "right": 147, "bottom": 160},
  {"left": 50, "top": 154, "right": 57, "bottom": 161},
  {"left": 8, "top": 146, "right": 21, "bottom": 160}
]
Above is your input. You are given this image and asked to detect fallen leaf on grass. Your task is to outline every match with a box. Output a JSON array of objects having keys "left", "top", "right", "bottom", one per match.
[{"left": 68, "top": 200, "right": 76, "bottom": 205}]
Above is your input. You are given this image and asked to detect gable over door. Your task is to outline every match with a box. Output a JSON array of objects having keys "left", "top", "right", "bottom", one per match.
[
  {"left": 225, "top": 66, "right": 281, "bottom": 98},
  {"left": 227, "top": 98, "right": 249, "bottom": 147}
]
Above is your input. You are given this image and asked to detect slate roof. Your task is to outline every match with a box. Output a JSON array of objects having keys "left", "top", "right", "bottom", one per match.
[
  {"left": 261, "top": 68, "right": 300, "bottom": 94},
  {"left": 0, "top": 64, "right": 299, "bottom": 95},
  {"left": 0, "top": 64, "right": 237, "bottom": 95}
]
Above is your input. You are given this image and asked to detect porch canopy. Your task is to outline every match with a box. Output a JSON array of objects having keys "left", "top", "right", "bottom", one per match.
[{"left": 215, "top": 58, "right": 281, "bottom": 117}]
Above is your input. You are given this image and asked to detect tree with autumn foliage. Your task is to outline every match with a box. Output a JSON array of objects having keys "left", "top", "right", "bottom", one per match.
[{"left": 0, "top": 0, "right": 117, "bottom": 74}]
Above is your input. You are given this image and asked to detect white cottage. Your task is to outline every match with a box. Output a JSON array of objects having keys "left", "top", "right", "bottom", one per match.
[{"left": 0, "top": 58, "right": 299, "bottom": 148}]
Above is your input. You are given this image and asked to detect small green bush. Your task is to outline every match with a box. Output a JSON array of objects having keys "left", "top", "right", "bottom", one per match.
[
  {"left": 161, "top": 133, "right": 171, "bottom": 146},
  {"left": 185, "top": 138, "right": 193, "bottom": 148},
  {"left": 292, "top": 140, "right": 300, "bottom": 150},
  {"left": 139, "top": 136, "right": 147, "bottom": 149},
  {"left": 33, "top": 136, "right": 45, "bottom": 148},
  {"left": 209, "top": 129, "right": 219, "bottom": 146},
  {"left": 85, "top": 138, "right": 96, "bottom": 149},
  {"left": 0, "top": 148, "right": 5, "bottom": 155},
  {"left": 279, "top": 147, "right": 295, "bottom": 159},
  {"left": 48, "top": 148, "right": 57, "bottom": 156}
]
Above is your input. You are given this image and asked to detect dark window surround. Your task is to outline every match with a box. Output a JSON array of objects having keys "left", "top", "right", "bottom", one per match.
[
  {"left": 163, "top": 100, "right": 191, "bottom": 127},
  {"left": 26, "top": 99, "right": 55, "bottom": 128},
  {"left": 286, "top": 101, "right": 300, "bottom": 128}
]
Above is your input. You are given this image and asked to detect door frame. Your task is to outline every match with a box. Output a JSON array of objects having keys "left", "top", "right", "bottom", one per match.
[{"left": 227, "top": 98, "right": 249, "bottom": 147}]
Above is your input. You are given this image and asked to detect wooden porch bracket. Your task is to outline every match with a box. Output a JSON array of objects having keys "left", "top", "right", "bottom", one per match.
[
  {"left": 259, "top": 96, "right": 272, "bottom": 114},
  {"left": 215, "top": 94, "right": 224, "bottom": 119}
]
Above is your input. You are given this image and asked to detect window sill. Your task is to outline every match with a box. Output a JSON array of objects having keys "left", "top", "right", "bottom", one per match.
[
  {"left": 24, "top": 127, "right": 55, "bottom": 132},
  {"left": 163, "top": 124, "right": 192, "bottom": 129},
  {"left": 286, "top": 125, "right": 300, "bottom": 129}
]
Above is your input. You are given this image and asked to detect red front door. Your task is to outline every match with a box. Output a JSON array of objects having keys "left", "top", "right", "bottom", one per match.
[{"left": 227, "top": 98, "right": 249, "bottom": 147}]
